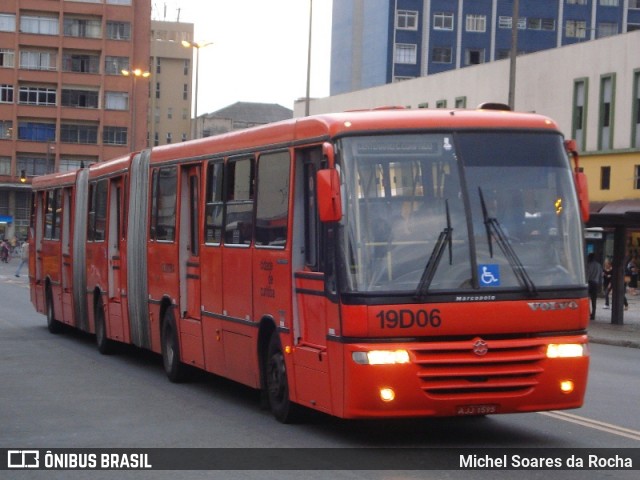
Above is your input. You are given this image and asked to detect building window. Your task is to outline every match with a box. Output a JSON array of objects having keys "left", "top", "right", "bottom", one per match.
[
  {"left": 0, "top": 14, "right": 16, "bottom": 32},
  {"left": 396, "top": 10, "right": 418, "bottom": 30},
  {"left": 528, "top": 18, "right": 555, "bottom": 31},
  {"left": 156, "top": 82, "right": 161, "bottom": 99},
  {"left": 599, "top": 0, "right": 619, "bottom": 6},
  {"left": 156, "top": 58, "right": 161, "bottom": 74},
  {"left": 105, "top": 56, "right": 129, "bottom": 75},
  {"left": 105, "top": 92, "right": 129, "bottom": 110},
  {"left": 635, "top": 166, "right": 640, "bottom": 189},
  {"left": 183, "top": 60, "right": 190, "bottom": 75},
  {"left": 62, "top": 53, "right": 100, "bottom": 73},
  {"left": 60, "top": 123, "right": 99, "bottom": 144},
  {"left": 17, "top": 154, "right": 54, "bottom": 177},
  {"left": 0, "top": 156, "right": 10, "bottom": 175},
  {"left": 567, "top": 0, "right": 588, "bottom": 5},
  {"left": 62, "top": 89, "right": 99, "bottom": 109},
  {"left": 433, "top": 12, "right": 454, "bottom": 30},
  {"left": 0, "top": 84, "right": 13, "bottom": 103},
  {"left": 167, "top": 107, "right": 173, "bottom": 119},
  {"left": 465, "top": 49, "right": 485, "bottom": 65},
  {"left": 20, "top": 15, "right": 59, "bottom": 35},
  {"left": 18, "top": 86, "right": 57, "bottom": 106},
  {"left": 436, "top": 100, "right": 447, "bottom": 108},
  {"left": 466, "top": 15, "right": 486, "bottom": 33},
  {"left": 106, "top": 21, "right": 131, "bottom": 40},
  {"left": 394, "top": 44, "right": 417, "bottom": 64},
  {"left": 59, "top": 156, "right": 96, "bottom": 172},
  {"left": 0, "top": 49, "right": 15, "bottom": 68},
  {"left": 631, "top": 0, "right": 640, "bottom": 8},
  {"left": 600, "top": 167, "right": 611, "bottom": 190},
  {"left": 107, "top": 0, "right": 133, "bottom": 5},
  {"left": 63, "top": 18, "right": 101, "bottom": 38},
  {"left": 498, "top": 16, "right": 526, "bottom": 29},
  {"left": 566, "top": 20, "right": 587, "bottom": 38},
  {"left": 572, "top": 78, "right": 588, "bottom": 151},
  {"left": 18, "top": 122, "right": 56, "bottom": 142},
  {"left": 0, "top": 121, "right": 12, "bottom": 139},
  {"left": 103, "top": 126, "right": 128, "bottom": 145},
  {"left": 20, "top": 51, "right": 57, "bottom": 71},
  {"left": 455, "top": 97, "right": 467, "bottom": 108},
  {"left": 166, "top": 132, "right": 172, "bottom": 144},
  {"left": 597, "top": 22, "right": 618, "bottom": 38},
  {"left": 432, "top": 47, "right": 452, "bottom": 63},
  {"left": 183, "top": 84, "right": 188, "bottom": 100},
  {"left": 599, "top": 74, "right": 615, "bottom": 151}
]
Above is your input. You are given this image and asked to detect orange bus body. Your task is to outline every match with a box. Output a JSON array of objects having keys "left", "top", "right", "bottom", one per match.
[{"left": 29, "top": 109, "right": 590, "bottom": 422}]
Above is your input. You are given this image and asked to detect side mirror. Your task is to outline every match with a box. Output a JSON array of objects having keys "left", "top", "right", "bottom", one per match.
[
  {"left": 317, "top": 169, "right": 342, "bottom": 223},
  {"left": 565, "top": 139, "right": 590, "bottom": 222}
]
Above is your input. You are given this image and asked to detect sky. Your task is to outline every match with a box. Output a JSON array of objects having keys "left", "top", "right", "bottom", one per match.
[{"left": 152, "top": 0, "right": 333, "bottom": 114}]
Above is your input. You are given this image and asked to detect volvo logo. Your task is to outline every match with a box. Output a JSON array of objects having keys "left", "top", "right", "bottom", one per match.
[
  {"left": 527, "top": 301, "right": 579, "bottom": 312},
  {"left": 472, "top": 339, "right": 489, "bottom": 356}
]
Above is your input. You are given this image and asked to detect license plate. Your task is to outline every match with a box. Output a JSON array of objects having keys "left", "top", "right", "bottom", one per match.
[{"left": 456, "top": 404, "right": 498, "bottom": 416}]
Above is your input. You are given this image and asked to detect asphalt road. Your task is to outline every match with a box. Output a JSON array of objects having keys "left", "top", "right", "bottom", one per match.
[{"left": 1, "top": 275, "right": 638, "bottom": 480}]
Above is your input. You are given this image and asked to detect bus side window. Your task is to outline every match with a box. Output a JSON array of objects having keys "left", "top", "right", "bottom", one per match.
[
  {"left": 204, "top": 160, "right": 224, "bottom": 244},
  {"left": 150, "top": 166, "right": 178, "bottom": 242},
  {"left": 224, "top": 157, "right": 254, "bottom": 246},
  {"left": 255, "top": 151, "right": 290, "bottom": 247},
  {"left": 303, "top": 148, "right": 324, "bottom": 271}
]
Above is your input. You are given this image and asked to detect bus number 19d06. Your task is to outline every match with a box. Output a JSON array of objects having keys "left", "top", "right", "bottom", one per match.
[{"left": 376, "top": 309, "right": 442, "bottom": 330}]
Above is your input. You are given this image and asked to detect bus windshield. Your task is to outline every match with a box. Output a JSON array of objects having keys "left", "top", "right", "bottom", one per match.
[{"left": 337, "top": 132, "right": 585, "bottom": 295}]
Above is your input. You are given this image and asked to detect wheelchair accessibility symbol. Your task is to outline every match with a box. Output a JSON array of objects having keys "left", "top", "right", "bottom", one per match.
[{"left": 479, "top": 264, "right": 500, "bottom": 287}]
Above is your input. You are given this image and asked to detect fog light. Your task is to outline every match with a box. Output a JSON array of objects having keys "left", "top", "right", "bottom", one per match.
[
  {"left": 380, "top": 388, "right": 395, "bottom": 402},
  {"left": 560, "top": 380, "right": 574, "bottom": 394}
]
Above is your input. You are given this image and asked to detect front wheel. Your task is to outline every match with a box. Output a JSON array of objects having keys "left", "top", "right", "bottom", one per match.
[
  {"left": 266, "top": 332, "right": 301, "bottom": 423},
  {"left": 161, "top": 308, "right": 187, "bottom": 383}
]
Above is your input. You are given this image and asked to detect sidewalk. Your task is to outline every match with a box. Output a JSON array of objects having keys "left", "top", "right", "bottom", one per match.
[{"left": 1, "top": 256, "right": 638, "bottom": 348}]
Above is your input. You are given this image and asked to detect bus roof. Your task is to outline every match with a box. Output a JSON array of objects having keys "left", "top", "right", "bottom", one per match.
[
  {"left": 149, "top": 108, "right": 560, "bottom": 163},
  {"left": 30, "top": 108, "right": 561, "bottom": 187}
]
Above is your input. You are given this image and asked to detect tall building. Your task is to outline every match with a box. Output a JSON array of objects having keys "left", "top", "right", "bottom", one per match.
[
  {"left": 331, "top": 0, "right": 640, "bottom": 95},
  {"left": 0, "top": 0, "right": 151, "bottom": 240},
  {"left": 150, "top": 20, "right": 193, "bottom": 146}
]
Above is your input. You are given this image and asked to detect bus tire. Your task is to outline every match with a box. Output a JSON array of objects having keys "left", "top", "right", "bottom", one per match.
[
  {"left": 95, "top": 299, "right": 113, "bottom": 355},
  {"left": 266, "top": 332, "right": 301, "bottom": 423},
  {"left": 161, "top": 308, "right": 187, "bottom": 383},
  {"left": 46, "top": 289, "right": 62, "bottom": 334}
]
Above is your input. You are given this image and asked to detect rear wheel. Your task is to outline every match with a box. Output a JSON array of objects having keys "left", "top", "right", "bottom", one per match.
[
  {"left": 161, "top": 308, "right": 187, "bottom": 382},
  {"left": 95, "top": 299, "right": 113, "bottom": 355},
  {"left": 266, "top": 332, "right": 301, "bottom": 423},
  {"left": 46, "top": 289, "right": 62, "bottom": 334}
]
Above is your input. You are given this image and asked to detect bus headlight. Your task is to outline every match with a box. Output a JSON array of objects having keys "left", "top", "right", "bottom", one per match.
[
  {"left": 352, "top": 350, "right": 410, "bottom": 365},
  {"left": 546, "top": 343, "right": 587, "bottom": 358}
]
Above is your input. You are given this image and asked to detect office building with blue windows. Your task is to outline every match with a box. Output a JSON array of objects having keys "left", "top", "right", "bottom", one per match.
[{"left": 330, "top": 0, "right": 640, "bottom": 95}]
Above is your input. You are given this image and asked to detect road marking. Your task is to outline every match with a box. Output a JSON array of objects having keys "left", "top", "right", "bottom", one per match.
[{"left": 540, "top": 410, "right": 640, "bottom": 441}]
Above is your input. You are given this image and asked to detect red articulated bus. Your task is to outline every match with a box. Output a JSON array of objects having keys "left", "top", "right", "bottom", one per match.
[{"left": 29, "top": 107, "right": 591, "bottom": 422}]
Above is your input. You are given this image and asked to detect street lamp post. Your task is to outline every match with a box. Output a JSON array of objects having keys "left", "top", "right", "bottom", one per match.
[
  {"left": 305, "top": 0, "right": 313, "bottom": 117},
  {"left": 182, "top": 40, "right": 212, "bottom": 139},
  {"left": 121, "top": 68, "right": 150, "bottom": 151}
]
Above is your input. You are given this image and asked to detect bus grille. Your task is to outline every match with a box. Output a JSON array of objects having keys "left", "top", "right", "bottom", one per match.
[{"left": 411, "top": 338, "right": 546, "bottom": 398}]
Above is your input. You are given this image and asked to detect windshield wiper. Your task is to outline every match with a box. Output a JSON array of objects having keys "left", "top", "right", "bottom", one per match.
[
  {"left": 415, "top": 201, "right": 453, "bottom": 301},
  {"left": 478, "top": 188, "right": 537, "bottom": 296}
]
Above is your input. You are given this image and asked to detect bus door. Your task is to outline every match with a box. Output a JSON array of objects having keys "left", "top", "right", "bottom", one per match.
[
  {"left": 60, "top": 187, "right": 74, "bottom": 324},
  {"left": 221, "top": 156, "right": 255, "bottom": 385},
  {"left": 291, "top": 148, "right": 335, "bottom": 411},
  {"left": 178, "top": 164, "right": 204, "bottom": 368},
  {"left": 107, "top": 177, "right": 125, "bottom": 341},
  {"left": 33, "top": 191, "right": 45, "bottom": 311}
]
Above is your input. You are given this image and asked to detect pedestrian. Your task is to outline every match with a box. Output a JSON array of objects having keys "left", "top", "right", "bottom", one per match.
[
  {"left": 603, "top": 258, "right": 613, "bottom": 308},
  {"left": 14, "top": 241, "right": 28, "bottom": 277},
  {"left": 0, "top": 239, "right": 9, "bottom": 263},
  {"left": 586, "top": 253, "right": 603, "bottom": 320}
]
